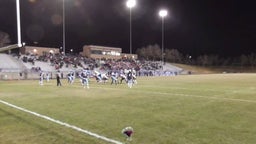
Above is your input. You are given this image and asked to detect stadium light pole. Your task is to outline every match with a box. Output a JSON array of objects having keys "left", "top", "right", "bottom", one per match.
[
  {"left": 16, "top": 0, "right": 22, "bottom": 47},
  {"left": 159, "top": 9, "right": 168, "bottom": 68},
  {"left": 126, "top": 0, "right": 136, "bottom": 54},
  {"left": 62, "top": 0, "right": 66, "bottom": 55}
]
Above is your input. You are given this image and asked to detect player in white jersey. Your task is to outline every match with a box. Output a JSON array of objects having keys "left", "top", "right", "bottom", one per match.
[
  {"left": 39, "top": 72, "right": 44, "bottom": 85},
  {"left": 94, "top": 71, "right": 102, "bottom": 82},
  {"left": 80, "top": 70, "right": 89, "bottom": 89},
  {"left": 46, "top": 72, "right": 50, "bottom": 82},
  {"left": 111, "top": 71, "right": 118, "bottom": 85},
  {"left": 95, "top": 71, "right": 108, "bottom": 83},
  {"left": 119, "top": 72, "right": 127, "bottom": 84},
  {"left": 67, "top": 71, "right": 75, "bottom": 84},
  {"left": 132, "top": 71, "right": 137, "bottom": 85}
]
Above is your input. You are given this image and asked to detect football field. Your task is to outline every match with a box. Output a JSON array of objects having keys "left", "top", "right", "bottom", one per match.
[{"left": 0, "top": 74, "right": 256, "bottom": 144}]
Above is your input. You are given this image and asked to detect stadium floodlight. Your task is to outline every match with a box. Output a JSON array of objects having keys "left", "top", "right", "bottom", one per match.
[
  {"left": 16, "top": 0, "right": 22, "bottom": 47},
  {"left": 126, "top": 0, "right": 136, "bottom": 8},
  {"left": 159, "top": 9, "right": 168, "bottom": 68},
  {"left": 159, "top": 9, "right": 168, "bottom": 18},
  {"left": 126, "top": 0, "right": 136, "bottom": 54}
]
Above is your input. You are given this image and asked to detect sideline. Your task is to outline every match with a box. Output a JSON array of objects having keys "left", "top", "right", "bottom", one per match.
[{"left": 0, "top": 99, "right": 123, "bottom": 144}]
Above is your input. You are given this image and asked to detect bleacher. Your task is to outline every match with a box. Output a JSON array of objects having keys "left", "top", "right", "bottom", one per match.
[
  {"left": 0, "top": 53, "right": 23, "bottom": 72},
  {"left": 163, "top": 63, "right": 183, "bottom": 72},
  {"left": 22, "top": 61, "right": 55, "bottom": 72}
]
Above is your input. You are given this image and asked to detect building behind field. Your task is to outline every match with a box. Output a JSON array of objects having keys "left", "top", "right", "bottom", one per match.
[
  {"left": 20, "top": 46, "right": 60, "bottom": 56},
  {"left": 81, "top": 45, "right": 137, "bottom": 60}
]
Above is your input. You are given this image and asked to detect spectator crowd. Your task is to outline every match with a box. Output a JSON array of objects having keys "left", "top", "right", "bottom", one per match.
[{"left": 17, "top": 53, "right": 181, "bottom": 77}]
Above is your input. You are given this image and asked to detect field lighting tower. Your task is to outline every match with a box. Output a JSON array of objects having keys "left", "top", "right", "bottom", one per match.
[
  {"left": 159, "top": 9, "right": 168, "bottom": 68},
  {"left": 62, "top": 0, "right": 66, "bottom": 55},
  {"left": 126, "top": 0, "right": 136, "bottom": 54},
  {"left": 16, "top": 0, "right": 22, "bottom": 47}
]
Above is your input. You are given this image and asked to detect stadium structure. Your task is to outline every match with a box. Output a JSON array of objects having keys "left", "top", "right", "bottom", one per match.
[{"left": 0, "top": 45, "right": 183, "bottom": 80}]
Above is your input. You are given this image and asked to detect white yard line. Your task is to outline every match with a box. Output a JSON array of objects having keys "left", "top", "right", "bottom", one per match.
[
  {"left": 165, "top": 92, "right": 256, "bottom": 103},
  {"left": 0, "top": 100, "right": 123, "bottom": 144},
  {"left": 89, "top": 86, "right": 256, "bottom": 103}
]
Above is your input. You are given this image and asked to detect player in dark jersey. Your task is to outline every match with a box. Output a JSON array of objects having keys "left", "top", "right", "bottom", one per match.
[{"left": 127, "top": 70, "right": 133, "bottom": 88}]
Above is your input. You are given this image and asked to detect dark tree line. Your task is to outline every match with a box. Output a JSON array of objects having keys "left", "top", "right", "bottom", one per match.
[
  {"left": 136, "top": 44, "right": 256, "bottom": 67},
  {"left": 0, "top": 31, "right": 10, "bottom": 47}
]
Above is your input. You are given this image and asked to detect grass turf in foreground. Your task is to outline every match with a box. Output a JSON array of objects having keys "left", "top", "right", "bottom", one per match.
[{"left": 0, "top": 74, "right": 256, "bottom": 144}]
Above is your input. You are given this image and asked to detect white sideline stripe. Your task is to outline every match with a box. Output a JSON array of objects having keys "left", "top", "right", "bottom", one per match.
[{"left": 0, "top": 100, "right": 123, "bottom": 144}]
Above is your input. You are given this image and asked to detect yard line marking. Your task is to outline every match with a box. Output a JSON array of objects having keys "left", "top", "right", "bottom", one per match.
[
  {"left": 138, "top": 90, "right": 256, "bottom": 103},
  {"left": 87, "top": 86, "right": 256, "bottom": 104},
  {"left": 0, "top": 99, "right": 123, "bottom": 144},
  {"left": 164, "top": 93, "right": 256, "bottom": 103},
  {"left": 147, "top": 90, "right": 256, "bottom": 103}
]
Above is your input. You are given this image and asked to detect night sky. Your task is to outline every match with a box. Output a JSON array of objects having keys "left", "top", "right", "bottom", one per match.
[{"left": 0, "top": 0, "right": 255, "bottom": 57}]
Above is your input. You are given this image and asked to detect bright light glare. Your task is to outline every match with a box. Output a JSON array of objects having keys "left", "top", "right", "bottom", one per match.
[
  {"left": 159, "top": 9, "right": 168, "bottom": 17},
  {"left": 28, "top": 0, "right": 36, "bottom": 3},
  {"left": 126, "top": 0, "right": 136, "bottom": 8}
]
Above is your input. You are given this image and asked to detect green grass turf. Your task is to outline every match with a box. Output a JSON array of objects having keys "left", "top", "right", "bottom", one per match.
[{"left": 0, "top": 74, "right": 256, "bottom": 144}]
